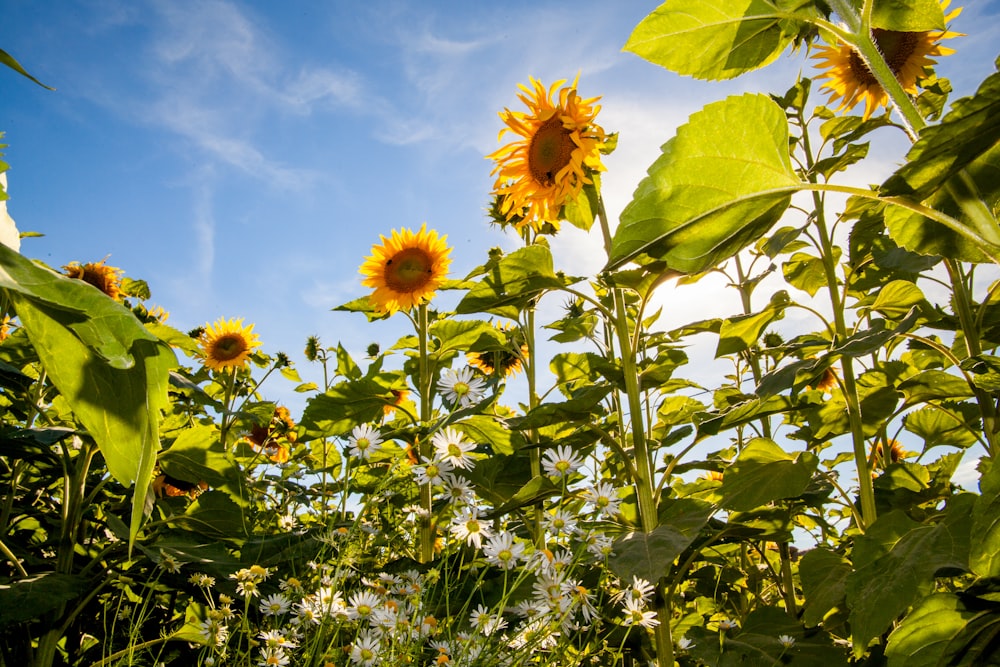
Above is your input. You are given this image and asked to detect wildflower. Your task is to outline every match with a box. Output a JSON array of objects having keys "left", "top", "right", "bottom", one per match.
[
  {"left": 413, "top": 457, "right": 454, "bottom": 486},
  {"left": 543, "top": 508, "right": 578, "bottom": 536},
  {"left": 432, "top": 427, "right": 477, "bottom": 470},
  {"left": 778, "top": 634, "right": 796, "bottom": 648},
  {"left": 439, "top": 366, "right": 487, "bottom": 408},
  {"left": 198, "top": 618, "right": 229, "bottom": 647},
  {"left": 347, "top": 423, "right": 383, "bottom": 461},
  {"left": 158, "top": 550, "right": 182, "bottom": 574},
  {"left": 564, "top": 581, "right": 598, "bottom": 623},
  {"left": 467, "top": 322, "right": 528, "bottom": 377},
  {"left": 188, "top": 572, "right": 215, "bottom": 588},
  {"left": 449, "top": 506, "right": 492, "bottom": 548},
  {"left": 488, "top": 77, "right": 606, "bottom": 231},
  {"left": 812, "top": 1, "right": 962, "bottom": 119},
  {"left": 469, "top": 604, "right": 508, "bottom": 635},
  {"left": 677, "top": 636, "right": 695, "bottom": 651},
  {"left": 718, "top": 618, "right": 739, "bottom": 631},
  {"left": 439, "top": 472, "right": 474, "bottom": 505},
  {"left": 259, "top": 593, "right": 291, "bottom": 616},
  {"left": 63, "top": 259, "right": 123, "bottom": 300},
  {"left": 258, "top": 629, "right": 297, "bottom": 650},
  {"left": 482, "top": 531, "right": 525, "bottom": 569},
  {"left": 350, "top": 632, "right": 381, "bottom": 666},
  {"left": 584, "top": 531, "right": 615, "bottom": 559},
  {"left": 582, "top": 481, "right": 622, "bottom": 517},
  {"left": 622, "top": 597, "right": 660, "bottom": 628},
  {"left": 198, "top": 317, "right": 261, "bottom": 371},
  {"left": 359, "top": 224, "right": 452, "bottom": 315},
  {"left": 541, "top": 444, "right": 584, "bottom": 479},
  {"left": 348, "top": 590, "right": 381, "bottom": 620},
  {"left": 257, "top": 647, "right": 289, "bottom": 667}
]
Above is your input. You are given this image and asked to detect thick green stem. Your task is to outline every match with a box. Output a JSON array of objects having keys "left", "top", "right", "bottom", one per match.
[
  {"left": 596, "top": 196, "right": 674, "bottom": 666},
  {"left": 417, "top": 304, "right": 435, "bottom": 563},
  {"left": 945, "top": 260, "right": 1000, "bottom": 457},
  {"left": 524, "top": 303, "right": 545, "bottom": 547}
]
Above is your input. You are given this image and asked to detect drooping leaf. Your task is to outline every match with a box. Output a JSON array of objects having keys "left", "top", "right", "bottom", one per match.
[
  {"left": 870, "top": 0, "right": 945, "bottom": 31},
  {"left": 783, "top": 251, "right": 831, "bottom": 297},
  {"left": 456, "top": 245, "right": 568, "bottom": 318},
  {"left": 715, "top": 293, "right": 787, "bottom": 357},
  {"left": 158, "top": 425, "right": 247, "bottom": 505},
  {"left": 610, "top": 524, "right": 702, "bottom": 583},
  {"left": 624, "top": 0, "right": 816, "bottom": 81},
  {"left": 885, "top": 593, "right": 985, "bottom": 667},
  {"left": 970, "top": 458, "right": 1000, "bottom": 579},
  {"left": 0, "top": 47, "right": 55, "bottom": 90},
  {"left": 800, "top": 547, "right": 852, "bottom": 627},
  {"left": 717, "top": 438, "right": 818, "bottom": 511},
  {"left": 0, "top": 572, "right": 87, "bottom": 625},
  {"left": 487, "top": 475, "right": 563, "bottom": 518},
  {"left": 299, "top": 379, "right": 394, "bottom": 438},
  {"left": 847, "top": 495, "right": 974, "bottom": 656},
  {"left": 607, "top": 94, "right": 799, "bottom": 274}
]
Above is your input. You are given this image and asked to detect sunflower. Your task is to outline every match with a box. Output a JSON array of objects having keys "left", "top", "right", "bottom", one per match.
[
  {"left": 246, "top": 406, "right": 297, "bottom": 463},
  {"left": 63, "top": 259, "right": 123, "bottom": 300},
  {"left": 198, "top": 317, "right": 261, "bottom": 371},
  {"left": 812, "top": 2, "right": 962, "bottom": 119},
  {"left": 488, "top": 77, "right": 606, "bottom": 232},
  {"left": 467, "top": 322, "right": 528, "bottom": 377},
  {"left": 359, "top": 224, "right": 452, "bottom": 315}
]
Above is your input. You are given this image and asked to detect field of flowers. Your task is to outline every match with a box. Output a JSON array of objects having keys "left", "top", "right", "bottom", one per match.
[{"left": 3, "top": 1, "right": 1000, "bottom": 665}]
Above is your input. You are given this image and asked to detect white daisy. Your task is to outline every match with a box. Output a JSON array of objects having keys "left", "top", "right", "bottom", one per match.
[
  {"left": 259, "top": 593, "right": 291, "bottom": 616},
  {"left": 449, "top": 506, "right": 492, "bottom": 548},
  {"left": 349, "top": 631, "right": 381, "bottom": 666},
  {"left": 481, "top": 531, "right": 525, "bottom": 570},
  {"left": 582, "top": 481, "right": 622, "bottom": 518},
  {"left": 541, "top": 445, "right": 584, "bottom": 479},
  {"left": 439, "top": 366, "right": 487, "bottom": 408},
  {"left": 347, "top": 423, "right": 383, "bottom": 461},
  {"left": 431, "top": 426, "right": 478, "bottom": 470},
  {"left": 413, "top": 457, "right": 454, "bottom": 486},
  {"left": 622, "top": 597, "right": 659, "bottom": 628}
]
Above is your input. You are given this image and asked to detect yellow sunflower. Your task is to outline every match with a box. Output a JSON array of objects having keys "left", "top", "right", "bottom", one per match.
[
  {"left": 812, "top": 2, "right": 962, "bottom": 119},
  {"left": 488, "top": 76, "right": 606, "bottom": 232},
  {"left": 359, "top": 224, "right": 451, "bottom": 315},
  {"left": 63, "top": 259, "right": 123, "bottom": 300},
  {"left": 198, "top": 317, "right": 261, "bottom": 371}
]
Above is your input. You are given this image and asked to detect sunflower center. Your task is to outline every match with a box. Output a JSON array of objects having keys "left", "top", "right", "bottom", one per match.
[
  {"left": 384, "top": 247, "right": 434, "bottom": 293},
  {"left": 849, "top": 29, "right": 921, "bottom": 85},
  {"left": 212, "top": 334, "right": 249, "bottom": 361},
  {"left": 527, "top": 116, "right": 576, "bottom": 187}
]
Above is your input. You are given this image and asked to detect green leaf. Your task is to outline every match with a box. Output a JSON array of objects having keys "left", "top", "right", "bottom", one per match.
[
  {"left": 487, "top": 475, "right": 562, "bottom": 518},
  {"left": 509, "top": 384, "right": 611, "bottom": 430},
  {"left": 453, "top": 414, "right": 515, "bottom": 456},
  {"left": 871, "top": 0, "right": 945, "bottom": 31},
  {"left": 0, "top": 47, "right": 55, "bottom": 90},
  {"left": 159, "top": 425, "right": 247, "bottom": 505},
  {"left": 717, "top": 438, "right": 818, "bottom": 511},
  {"left": 867, "top": 280, "right": 926, "bottom": 318},
  {"left": 847, "top": 495, "right": 974, "bottom": 656},
  {"left": 783, "top": 251, "right": 831, "bottom": 297},
  {"left": 561, "top": 177, "right": 599, "bottom": 231},
  {"left": 800, "top": 547, "right": 852, "bottom": 627},
  {"left": 623, "top": 0, "right": 811, "bottom": 81},
  {"left": 882, "top": 68, "right": 1000, "bottom": 202},
  {"left": 607, "top": 94, "right": 799, "bottom": 274},
  {"left": 970, "top": 458, "right": 1000, "bottom": 578},
  {"left": 175, "top": 490, "right": 248, "bottom": 540},
  {"left": 299, "top": 379, "right": 394, "bottom": 438},
  {"left": 609, "top": 524, "right": 702, "bottom": 583},
  {"left": 456, "top": 245, "right": 567, "bottom": 318},
  {"left": 696, "top": 395, "right": 793, "bottom": 439},
  {"left": 885, "top": 593, "right": 983, "bottom": 667},
  {"left": 0, "top": 572, "right": 87, "bottom": 625},
  {"left": 716, "top": 295, "right": 787, "bottom": 357},
  {"left": 897, "top": 370, "right": 974, "bottom": 406},
  {"left": 903, "top": 406, "right": 979, "bottom": 451},
  {"left": 430, "top": 319, "right": 504, "bottom": 358}
]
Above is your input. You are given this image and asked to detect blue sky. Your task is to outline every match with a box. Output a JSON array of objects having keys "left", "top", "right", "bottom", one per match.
[{"left": 2, "top": 0, "right": 1000, "bottom": 416}]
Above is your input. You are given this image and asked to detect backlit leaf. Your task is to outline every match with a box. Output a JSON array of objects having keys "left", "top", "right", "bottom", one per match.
[
  {"left": 608, "top": 94, "right": 799, "bottom": 274},
  {"left": 717, "top": 438, "right": 819, "bottom": 511}
]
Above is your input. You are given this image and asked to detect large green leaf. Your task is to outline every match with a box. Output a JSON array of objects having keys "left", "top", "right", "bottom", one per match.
[
  {"left": 717, "top": 438, "right": 818, "bottom": 511},
  {"left": 0, "top": 572, "right": 88, "bottom": 626},
  {"left": 456, "top": 245, "right": 568, "bottom": 318},
  {"left": 299, "top": 379, "right": 394, "bottom": 438},
  {"left": 607, "top": 94, "right": 799, "bottom": 274},
  {"left": 800, "top": 547, "right": 852, "bottom": 628},
  {"left": 159, "top": 425, "right": 248, "bottom": 506},
  {"left": 624, "top": 0, "right": 815, "bottom": 81},
  {"left": 847, "top": 495, "right": 974, "bottom": 656},
  {"left": 885, "top": 594, "right": 986, "bottom": 667},
  {"left": 0, "top": 246, "right": 175, "bottom": 546},
  {"left": 609, "top": 516, "right": 709, "bottom": 584},
  {"left": 971, "top": 458, "right": 1000, "bottom": 579},
  {"left": 870, "top": 0, "right": 945, "bottom": 31}
]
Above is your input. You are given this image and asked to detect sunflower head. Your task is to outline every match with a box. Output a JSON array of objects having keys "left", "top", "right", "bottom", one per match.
[
  {"left": 812, "top": 2, "right": 962, "bottom": 119},
  {"left": 63, "top": 260, "right": 124, "bottom": 300},
  {"left": 487, "top": 77, "right": 606, "bottom": 232},
  {"left": 359, "top": 224, "right": 451, "bottom": 315},
  {"left": 467, "top": 322, "right": 528, "bottom": 378},
  {"left": 198, "top": 317, "right": 261, "bottom": 372}
]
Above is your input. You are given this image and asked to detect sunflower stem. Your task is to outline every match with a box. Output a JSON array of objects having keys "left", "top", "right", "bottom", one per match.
[
  {"left": 596, "top": 194, "right": 673, "bottom": 666},
  {"left": 417, "top": 303, "right": 435, "bottom": 563}
]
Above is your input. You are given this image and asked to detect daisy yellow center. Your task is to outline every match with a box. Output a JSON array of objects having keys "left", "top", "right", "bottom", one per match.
[
  {"left": 452, "top": 381, "right": 469, "bottom": 396},
  {"left": 848, "top": 29, "right": 921, "bottom": 85},
  {"left": 528, "top": 115, "right": 575, "bottom": 187},
  {"left": 447, "top": 443, "right": 463, "bottom": 458},
  {"left": 426, "top": 463, "right": 439, "bottom": 477},
  {"left": 211, "top": 334, "right": 250, "bottom": 362},
  {"left": 466, "top": 519, "right": 480, "bottom": 533},
  {"left": 498, "top": 548, "right": 512, "bottom": 562},
  {"left": 555, "top": 459, "right": 571, "bottom": 473},
  {"left": 384, "top": 247, "right": 434, "bottom": 293}
]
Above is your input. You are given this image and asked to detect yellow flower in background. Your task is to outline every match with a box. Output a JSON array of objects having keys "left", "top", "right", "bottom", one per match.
[
  {"left": 488, "top": 77, "right": 606, "bottom": 231},
  {"left": 812, "top": 2, "right": 962, "bottom": 119},
  {"left": 63, "top": 259, "right": 123, "bottom": 300},
  {"left": 467, "top": 322, "right": 528, "bottom": 377},
  {"left": 360, "top": 224, "right": 451, "bottom": 315},
  {"left": 198, "top": 317, "right": 261, "bottom": 371}
]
